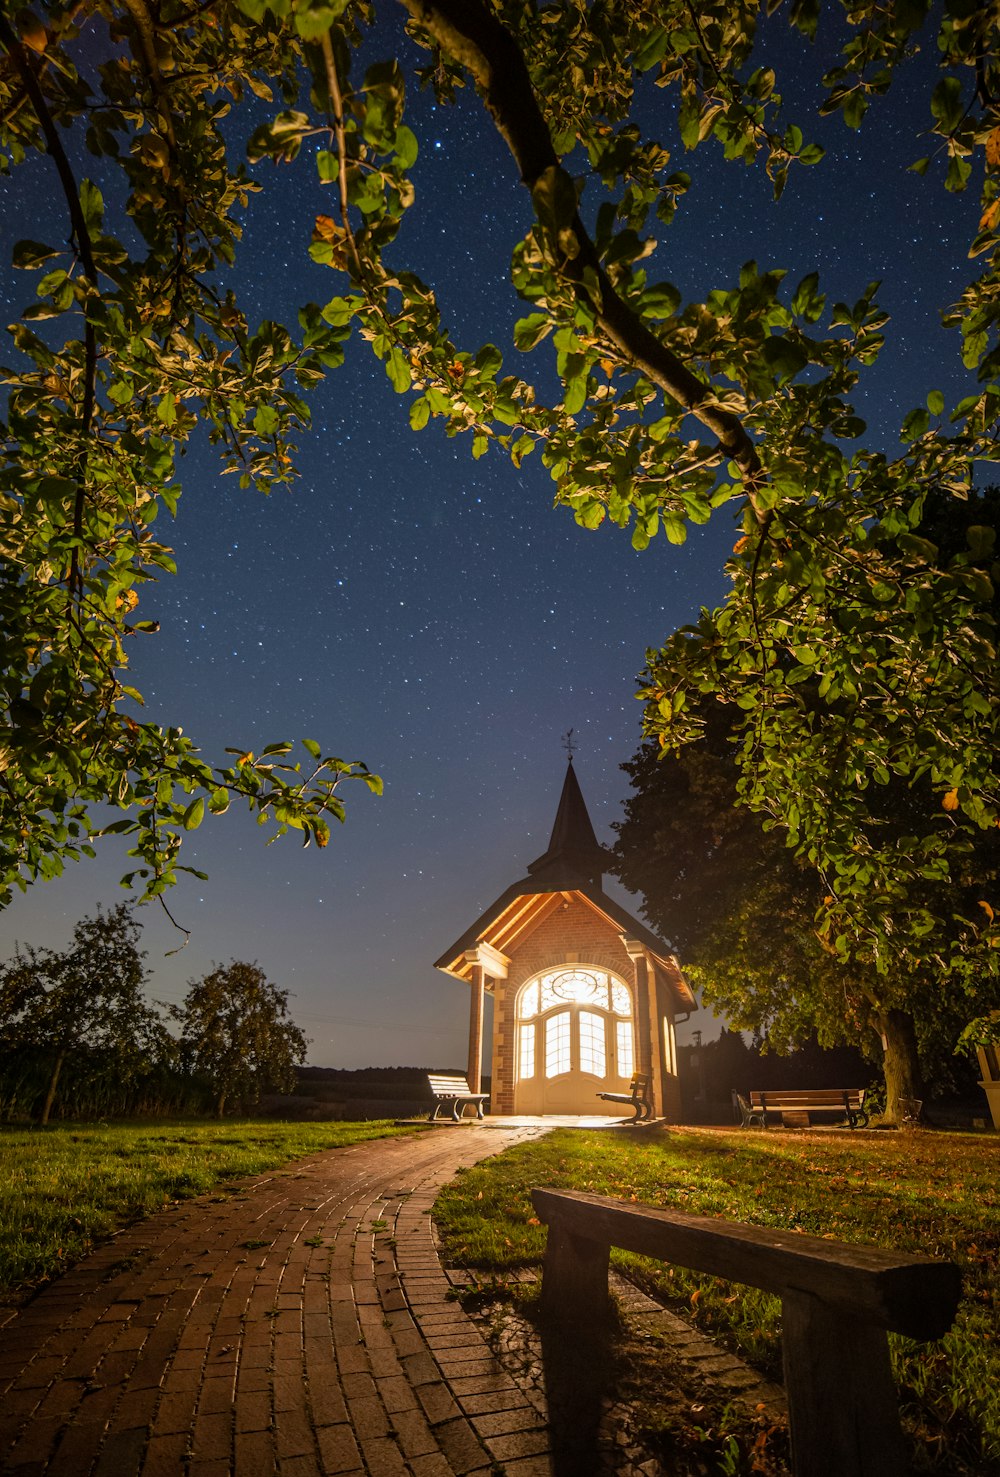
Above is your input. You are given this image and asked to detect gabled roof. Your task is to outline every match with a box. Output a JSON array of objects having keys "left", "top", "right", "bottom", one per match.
[{"left": 433, "top": 762, "right": 695, "bottom": 1012}]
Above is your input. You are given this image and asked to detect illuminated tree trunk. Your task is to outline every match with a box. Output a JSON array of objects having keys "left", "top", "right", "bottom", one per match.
[{"left": 876, "top": 1009, "right": 923, "bottom": 1125}]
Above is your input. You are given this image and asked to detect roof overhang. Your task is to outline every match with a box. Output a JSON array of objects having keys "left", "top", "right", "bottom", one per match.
[{"left": 435, "top": 880, "right": 695, "bottom": 1013}]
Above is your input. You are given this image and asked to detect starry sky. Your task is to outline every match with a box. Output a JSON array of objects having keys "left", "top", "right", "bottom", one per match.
[{"left": 0, "top": 8, "right": 983, "bottom": 1068}]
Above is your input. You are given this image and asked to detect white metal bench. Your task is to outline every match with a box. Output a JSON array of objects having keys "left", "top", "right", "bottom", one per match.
[{"left": 427, "top": 1074, "right": 489, "bottom": 1121}]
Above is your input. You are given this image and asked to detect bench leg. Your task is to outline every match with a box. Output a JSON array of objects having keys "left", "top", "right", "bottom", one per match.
[
  {"left": 539, "top": 1222, "right": 610, "bottom": 1328},
  {"left": 781, "top": 1290, "right": 907, "bottom": 1477}
]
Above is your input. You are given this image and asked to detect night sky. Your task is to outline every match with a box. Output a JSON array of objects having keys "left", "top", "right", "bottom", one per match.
[{"left": 0, "top": 9, "right": 982, "bottom": 1068}]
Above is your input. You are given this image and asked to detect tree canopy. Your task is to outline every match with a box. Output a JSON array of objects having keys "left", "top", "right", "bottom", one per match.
[
  {"left": 173, "top": 959, "right": 308, "bottom": 1115},
  {"left": 1, "top": 0, "right": 999, "bottom": 1003},
  {"left": 0, "top": 901, "right": 167, "bottom": 1121},
  {"left": 611, "top": 680, "right": 999, "bottom": 1117}
]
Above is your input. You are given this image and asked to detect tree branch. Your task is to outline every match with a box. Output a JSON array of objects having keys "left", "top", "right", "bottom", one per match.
[
  {"left": 397, "top": 0, "right": 764, "bottom": 499},
  {"left": 318, "top": 30, "right": 362, "bottom": 278},
  {"left": 0, "top": 14, "right": 97, "bottom": 598}
]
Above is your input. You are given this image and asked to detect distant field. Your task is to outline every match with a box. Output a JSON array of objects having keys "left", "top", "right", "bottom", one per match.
[
  {"left": 434, "top": 1126, "right": 1000, "bottom": 1476},
  {"left": 0, "top": 1118, "right": 422, "bottom": 1299}
]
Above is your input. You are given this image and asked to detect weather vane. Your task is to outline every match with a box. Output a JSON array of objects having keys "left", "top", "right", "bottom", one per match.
[{"left": 561, "top": 728, "right": 577, "bottom": 762}]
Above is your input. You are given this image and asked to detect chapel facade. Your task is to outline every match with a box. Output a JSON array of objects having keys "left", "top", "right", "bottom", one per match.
[{"left": 435, "top": 760, "right": 694, "bottom": 1120}]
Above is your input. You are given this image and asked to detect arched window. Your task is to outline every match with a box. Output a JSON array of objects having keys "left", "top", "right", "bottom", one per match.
[{"left": 516, "top": 968, "right": 633, "bottom": 1084}]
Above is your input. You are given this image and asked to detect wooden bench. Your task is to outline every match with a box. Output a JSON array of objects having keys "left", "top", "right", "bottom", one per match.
[
  {"left": 427, "top": 1074, "right": 489, "bottom": 1121},
  {"left": 532, "top": 1187, "right": 960, "bottom": 1477},
  {"left": 735, "top": 1088, "right": 868, "bottom": 1129},
  {"left": 596, "top": 1073, "right": 651, "bottom": 1122}
]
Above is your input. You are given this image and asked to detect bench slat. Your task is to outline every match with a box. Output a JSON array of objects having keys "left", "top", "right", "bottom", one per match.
[
  {"left": 427, "top": 1074, "right": 488, "bottom": 1121},
  {"left": 531, "top": 1188, "right": 959, "bottom": 1341}
]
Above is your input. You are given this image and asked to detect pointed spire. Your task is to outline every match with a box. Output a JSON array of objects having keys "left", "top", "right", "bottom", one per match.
[{"left": 527, "top": 758, "right": 605, "bottom": 887}]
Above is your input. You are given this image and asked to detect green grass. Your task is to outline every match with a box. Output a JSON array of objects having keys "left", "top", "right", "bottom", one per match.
[
  {"left": 433, "top": 1126, "right": 1000, "bottom": 1475},
  {"left": 0, "top": 1117, "right": 423, "bottom": 1299}
]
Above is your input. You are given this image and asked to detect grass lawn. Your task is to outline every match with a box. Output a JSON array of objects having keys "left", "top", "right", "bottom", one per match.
[
  {"left": 0, "top": 1117, "right": 422, "bottom": 1301},
  {"left": 434, "top": 1125, "right": 1000, "bottom": 1476}
]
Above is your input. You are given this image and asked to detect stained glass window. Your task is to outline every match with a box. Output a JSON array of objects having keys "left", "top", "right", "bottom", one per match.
[{"left": 519, "top": 969, "right": 632, "bottom": 1020}]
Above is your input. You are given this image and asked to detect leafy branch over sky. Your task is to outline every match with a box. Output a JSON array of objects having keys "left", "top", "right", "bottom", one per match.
[{"left": 1, "top": 0, "right": 999, "bottom": 1031}]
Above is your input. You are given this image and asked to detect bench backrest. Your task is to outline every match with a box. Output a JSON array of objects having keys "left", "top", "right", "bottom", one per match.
[
  {"left": 532, "top": 1187, "right": 960, "bottom": 1477},
  {"left": 531, "top": 1187, "right": 958, "bottom": 1340},
  {"left": 629, "top": 1074, "right": 649, "bottom": 1097},
  {"left": 749, "top": 1088, "right": 865, "bottom": 1108},
  {"left": 427, "top": 1074, "right": 474, "bottom": 1098}
]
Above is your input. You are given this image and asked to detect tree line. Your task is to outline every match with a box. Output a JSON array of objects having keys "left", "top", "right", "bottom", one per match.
[{"left": 0, "top": 905, "right": 307, "bottom": 1122}]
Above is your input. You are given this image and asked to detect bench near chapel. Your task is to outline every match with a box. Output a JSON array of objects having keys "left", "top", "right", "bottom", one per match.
[{"left": 735, "top": 1087, "right": 869, "bottom": 1129}]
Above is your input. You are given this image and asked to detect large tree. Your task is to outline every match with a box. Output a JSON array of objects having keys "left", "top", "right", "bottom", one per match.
[
  {"left": 0, "top": 901, "right": 168, "bottom": 1122},
  {"left": 611, "top": 690, "right": 1000, "bottom": 1120},
  {"left": 1, "top": 1, "right": 999, "bottom": 1011},
  {"left": 174, "top": 960, "right": 308, "bottom": 1116}
]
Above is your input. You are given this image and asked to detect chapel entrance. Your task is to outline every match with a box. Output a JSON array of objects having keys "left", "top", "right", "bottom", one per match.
[{"left": 513, "top": 966, "right": 635, "bottom": 1116}]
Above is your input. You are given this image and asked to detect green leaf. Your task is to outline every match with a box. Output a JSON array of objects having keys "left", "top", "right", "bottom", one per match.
[
  {"left": 394, "top": 125, "right": 418, "bottom": 169},
  {"left": 514, "top": 313, "right": 552, "bottom": 351},
  {"left": 760, "top": 336, "right": 808, "bottom": 384},
  {"left": 316, "top": 150, "right": 339, "bottom": 183},
  {"left": 12, "top": 240, "right": 59, "bottom": 270},
  {"left": 254, "top": 404, "right": 280, "bottom": 436},
  {"left": 208, "top": 789, "right": 230, "bottom": 815},
  {"left": 930, "top": 76, "right": 964, "bottom": 134},
  {"left": 302, "top": 739, "right": 322, "bottom": 759},
  {"left": 531, "top": 165, "right": 577, "bottom": 230},
  {"left": 80, "top": 179, "right": 104, "bottom": 233},
  {"left": 927, "top": 389, "right": 945, "bottom": 415},
  {"left": 182, "top": 797, "right": 205, "bottom": 830},
  {"left": 386, "top": 346, "right": 411, "bottom": 393}
]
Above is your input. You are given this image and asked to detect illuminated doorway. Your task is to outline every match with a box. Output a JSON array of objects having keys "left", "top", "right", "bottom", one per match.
[{"left": 514, "top": 967, "right": 634, "bottom": 1115}]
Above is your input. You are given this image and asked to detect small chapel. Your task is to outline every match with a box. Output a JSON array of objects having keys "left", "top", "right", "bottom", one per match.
[{"left": 435, "top": 758, "right": 694, "bottom": 1120}]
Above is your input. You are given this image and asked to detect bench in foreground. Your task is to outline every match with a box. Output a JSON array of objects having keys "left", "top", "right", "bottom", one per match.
[
  {"left": 427, "top": 1074, "right": 489, "bottom": 1121},
  {"left": 736, "top": 1087, "right": 868, "bottom": 1129},
  {"left": 531, "top": 1186, "right": 960, "bottom": 1477}
]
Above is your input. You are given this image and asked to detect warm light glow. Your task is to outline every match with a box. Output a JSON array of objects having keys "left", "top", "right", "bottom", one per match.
[
  {"left": 545, "top": 1011, "right": 571, "bottom": 1077},
  {"left": 579, "top": 1010, "right": 606, "bottom": 1076},
  {"left": 519, "top": 968, "right": 632, "bottom": 1020},
  {"left": 519, "top": 1023, "right": 535, "bottom": 1080},
  {"left": 617, "top": 1019, "right": 634, "bottom": 1077}
]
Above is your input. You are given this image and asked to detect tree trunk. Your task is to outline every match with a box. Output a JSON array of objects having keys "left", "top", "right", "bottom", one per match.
[
  {"left": 876, "top": 1009, "right": 923, "bottom": 1125},
  {"left": 39, "top": 1049, "right": 65, "bottom": 1126},
  {"left": 216, "top": 1090, "right": 226, "bottom": 1119}
]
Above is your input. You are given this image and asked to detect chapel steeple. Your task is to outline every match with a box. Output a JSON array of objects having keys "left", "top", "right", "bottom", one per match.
[{"left": 525, "top": 754, "right": 606, "bottom": 889}]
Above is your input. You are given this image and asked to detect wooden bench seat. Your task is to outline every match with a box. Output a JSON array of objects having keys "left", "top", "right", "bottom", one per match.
[
  {"left": 596, "top": 1073, "right": 651, "bottom": 1122},
  {"left": 427, "top": 1074, "right": 489, "bottom": 1121},
  {"left": 735, "top": 1088, "right": 868, "bottom": 1129},
  {"left": 532, "top": 1186, "right": 960, "bottom": 1477}
]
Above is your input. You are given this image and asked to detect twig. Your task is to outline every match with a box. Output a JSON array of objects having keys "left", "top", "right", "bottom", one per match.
[{"left": 319, "top": 29, "right": 362, "bottom": 278}]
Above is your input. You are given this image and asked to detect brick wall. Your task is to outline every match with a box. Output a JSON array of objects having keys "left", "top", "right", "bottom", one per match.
[{"left": 489, "top": 897, "right": 657, "bottom": 1115}]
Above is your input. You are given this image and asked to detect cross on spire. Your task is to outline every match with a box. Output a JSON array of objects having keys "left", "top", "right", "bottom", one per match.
[{"left": 561, "top": 727, "right": 577, "bottom": 763}]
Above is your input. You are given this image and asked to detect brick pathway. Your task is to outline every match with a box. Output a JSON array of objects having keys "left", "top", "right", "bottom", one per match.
[{"left": 0, "top": 1123, "right": 557, "bottom": 1477}]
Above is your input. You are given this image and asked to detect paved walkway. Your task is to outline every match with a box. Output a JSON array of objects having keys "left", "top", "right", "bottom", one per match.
[{"left": 0, "top": 1123, "right": 555, "bottom": 1477}]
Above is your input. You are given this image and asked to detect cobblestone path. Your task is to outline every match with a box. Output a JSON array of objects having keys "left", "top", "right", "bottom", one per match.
[{"left": 0, "top": 1124, "right": 555, "bottom": 1477}]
